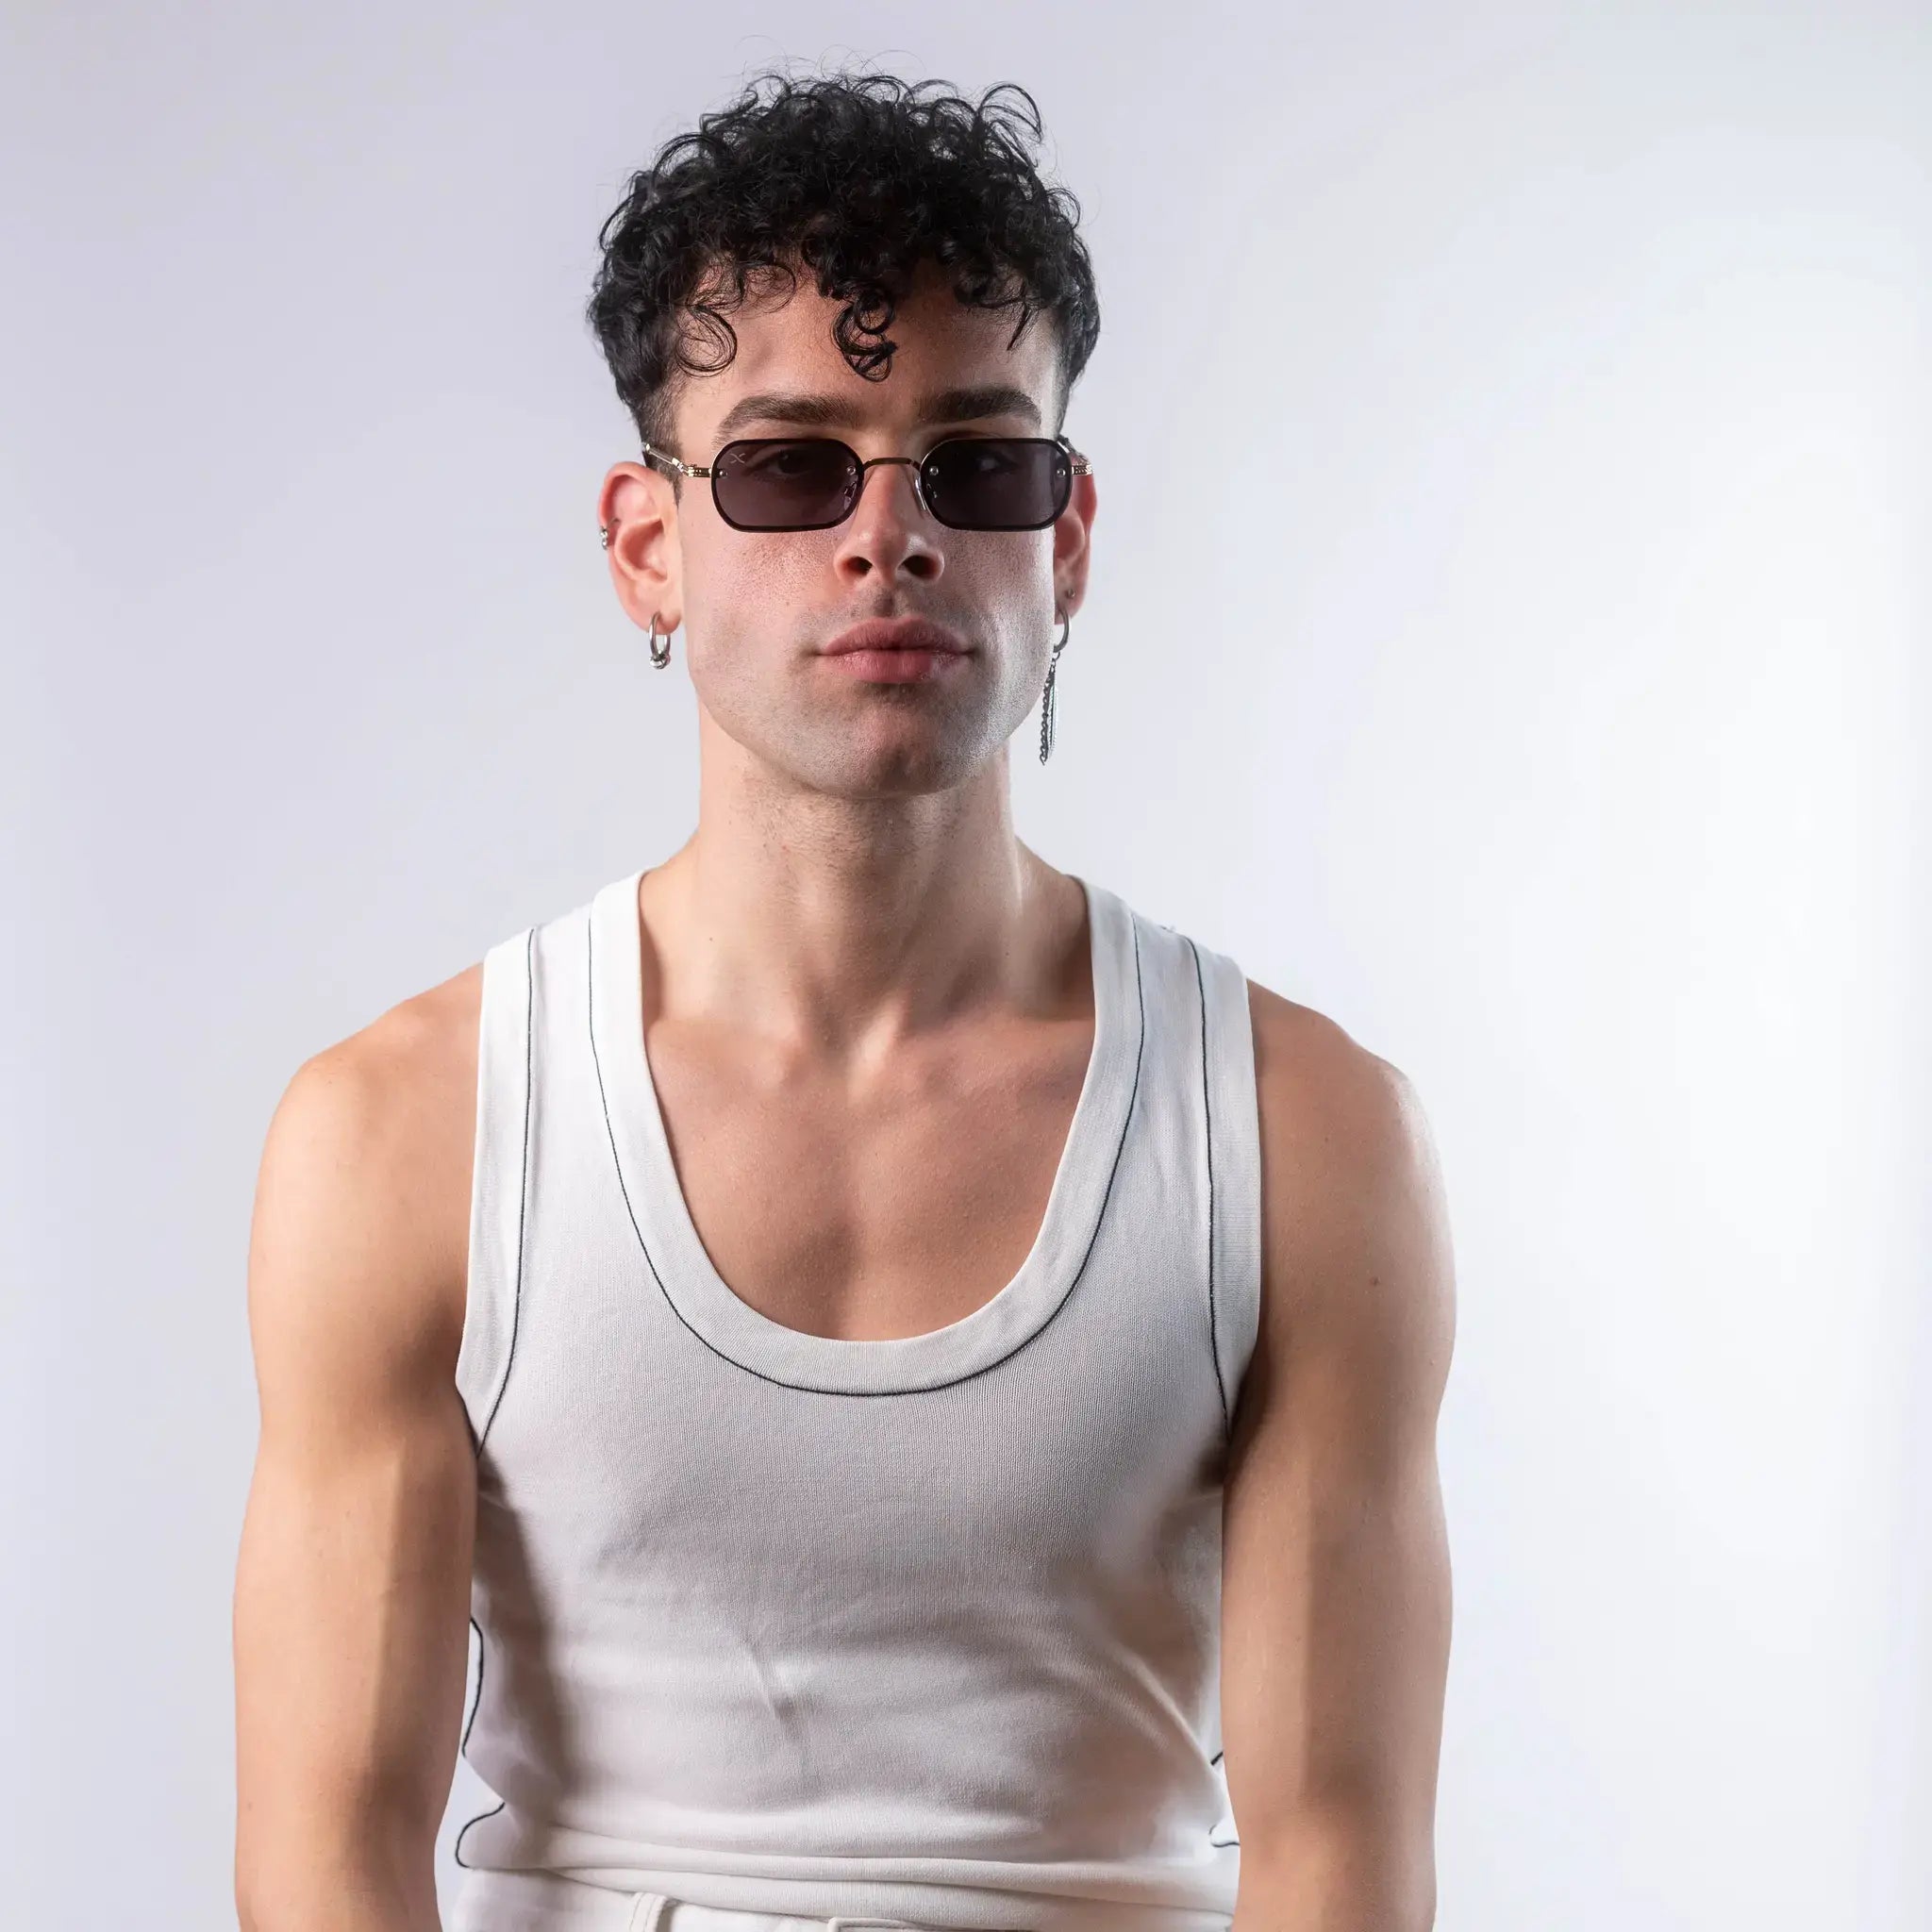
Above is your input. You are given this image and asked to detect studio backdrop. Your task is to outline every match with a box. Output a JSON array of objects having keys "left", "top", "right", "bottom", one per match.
[{"left": 3, "top": 6, "right": 1925, "bottom": 1930}]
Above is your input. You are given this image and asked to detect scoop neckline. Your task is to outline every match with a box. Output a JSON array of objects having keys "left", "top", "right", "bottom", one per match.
[{"left": 587, "top": 865, "right": 1143, "bottom": 1395}]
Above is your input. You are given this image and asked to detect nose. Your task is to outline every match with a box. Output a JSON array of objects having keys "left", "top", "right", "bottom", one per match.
[{"left": 834, "top": 458, "right": 942, "bottom": 582}]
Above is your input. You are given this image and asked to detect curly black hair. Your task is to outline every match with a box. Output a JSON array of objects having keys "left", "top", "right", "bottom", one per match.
[{"left": 584, "top": 64, "right": 1102, "bottom": 493}]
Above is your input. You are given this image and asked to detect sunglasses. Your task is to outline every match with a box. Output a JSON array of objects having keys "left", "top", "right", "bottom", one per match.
[{"left": 638, "top": 433, "right": 1091, "bottom": 533}]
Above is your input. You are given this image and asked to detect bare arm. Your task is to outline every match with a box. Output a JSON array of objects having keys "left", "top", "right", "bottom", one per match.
[
  {"left": 1224, "top": 991, "right": 1457, "bottom": 1932},
  {"left": 233, "top": 983, "right": 479, "bottom": 1932}
]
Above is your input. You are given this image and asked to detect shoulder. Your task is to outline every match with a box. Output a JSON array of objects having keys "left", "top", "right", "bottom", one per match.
[
  {"left": 1237, "top": 976, "right": 1457, "bottom": 1441},
  {"left": 1242, "top": 978, "right": 1428, "bottom": 1188},
  {"left": 248, "top": 960, "right": 485, "bottom": 1393}
]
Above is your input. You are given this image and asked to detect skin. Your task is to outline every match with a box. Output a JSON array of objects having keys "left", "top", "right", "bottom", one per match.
[
  {"left": 1223, "top": 1012, "right": 1456, "bottom": 1931},
  {"left": 232, "top": 252, "right": 1455, "bottom": 1931}
]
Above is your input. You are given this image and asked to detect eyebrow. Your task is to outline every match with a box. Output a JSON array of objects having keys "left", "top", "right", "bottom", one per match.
[{"left": 708, "top": 383, "right": 1045, "bottom": 446}]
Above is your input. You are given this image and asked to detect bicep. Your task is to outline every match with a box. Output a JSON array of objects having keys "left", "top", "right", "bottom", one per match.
[
  {"left": 233, "top": 1045, "right": 476, "bottom": 1919},
  {"left": 1221, "top": 1022, "right": 1456, "bottom": 1918}
]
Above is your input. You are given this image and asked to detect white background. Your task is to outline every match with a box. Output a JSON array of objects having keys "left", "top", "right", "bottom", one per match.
[{"left": 3, "top": 5, "right": 1925, "bottom": 1928}]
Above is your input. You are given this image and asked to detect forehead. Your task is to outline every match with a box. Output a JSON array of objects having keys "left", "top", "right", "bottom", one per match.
[{"left": 680, "top": 260, "right": 1060, "bottom": 447}]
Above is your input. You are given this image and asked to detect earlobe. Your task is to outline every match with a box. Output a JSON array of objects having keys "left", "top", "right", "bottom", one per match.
[
  {"left": 599, "top": 471, "right": 685, "bottom": 642},
  {"left": 1054, "top": 479, "right": 1095, "bottom": 589}
]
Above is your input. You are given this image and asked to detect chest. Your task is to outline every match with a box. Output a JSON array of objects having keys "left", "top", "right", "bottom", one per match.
[{"left": 641, "top": 1009, "right": 1096, "bottom": 1343}]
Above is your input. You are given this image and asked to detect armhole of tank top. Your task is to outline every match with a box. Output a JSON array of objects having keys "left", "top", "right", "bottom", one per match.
[
  {"left": 454, "top": 924, "right": 534, "bottom": 1459},
  {"left": 1198, "top": 942, "right": 1262, "bottom": 1449}
]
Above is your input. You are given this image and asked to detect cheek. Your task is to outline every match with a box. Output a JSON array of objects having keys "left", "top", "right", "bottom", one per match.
[
  {"left": 683, "top": 551, "right": 817, "bottom": 675},
  {"left": 678, "top": 530, "right": 758, "bottom": 623}
]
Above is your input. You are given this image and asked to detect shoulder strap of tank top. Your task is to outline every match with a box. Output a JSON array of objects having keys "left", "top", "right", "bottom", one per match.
[
  {"left": 1191, "top": 939, "right": 1262, "bottom": 1445},
  {"left": 454, "top": 924, "right": 535, "bottom": 1458}
]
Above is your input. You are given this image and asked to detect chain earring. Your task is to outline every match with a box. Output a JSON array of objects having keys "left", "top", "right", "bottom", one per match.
[{"left": 1039, "top": 608, "right": 1071, "bottom": 763}]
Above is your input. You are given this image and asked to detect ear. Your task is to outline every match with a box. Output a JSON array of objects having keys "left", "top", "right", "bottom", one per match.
[
  {"left": 598, "top": 460, "right": 683, "bottom": 635},
  {"left": 1053, "top": 464, "right": 1096, "bottom": 620}
]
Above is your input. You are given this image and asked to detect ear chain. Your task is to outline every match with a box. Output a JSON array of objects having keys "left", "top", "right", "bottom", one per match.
[
  {"left": 635, "top": 607, "right": 1071, "bottom": 762},
  {"left": 1039, "top": 608, "right": 1070, "bottom": 764}
]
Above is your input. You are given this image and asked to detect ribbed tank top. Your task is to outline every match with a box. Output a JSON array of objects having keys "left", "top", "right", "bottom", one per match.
[{"left": 447, "top": 867, "right": 1262, "bottom": 1932}]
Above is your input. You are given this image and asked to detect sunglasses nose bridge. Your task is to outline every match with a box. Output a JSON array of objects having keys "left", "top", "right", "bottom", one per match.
[{"left": 849, "top": 452, "right": 933, "bottom": 521}]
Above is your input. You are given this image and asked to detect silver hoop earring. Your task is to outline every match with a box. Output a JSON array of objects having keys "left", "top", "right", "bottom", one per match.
[
  {"left": 648, "top": 613, "right": 673, "bottom": 669},
  {"left": 1039, "top": 608, "right": 1071, "bottom": 764}
]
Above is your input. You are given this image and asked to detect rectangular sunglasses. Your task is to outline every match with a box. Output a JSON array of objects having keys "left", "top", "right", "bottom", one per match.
[{"left": 639, "top": 433, "right": 1091, "bottom": 533}]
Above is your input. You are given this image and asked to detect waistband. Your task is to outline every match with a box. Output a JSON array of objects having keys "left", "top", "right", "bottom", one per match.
[{"left": 448, "top": 1868, "right": 1033, "bottom": 1932}]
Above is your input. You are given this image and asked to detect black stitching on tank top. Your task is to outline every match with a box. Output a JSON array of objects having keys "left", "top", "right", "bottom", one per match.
[
  {"left": 474, "top": 925, "right": 535, "bottom": 1458},
  {"left": 1185, "top": 937, "right": 1231, "bottom": 1443},
  {"left": 460, "top": 1614, "right": 486, "bottom": 1751},
  {"left": 454, "top": 933, "right": 530, "bottom": 1864},
  {"left": 587, "top": 894, "right": 1146, "bottom": 1397},
  {"left": 453, "top": 1614, "right": 507, "bottom": 1866}
]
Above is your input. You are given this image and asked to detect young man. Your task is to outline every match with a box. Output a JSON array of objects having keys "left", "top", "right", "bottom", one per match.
[{"left": 234, "top": 70, "right": 1455, "bottom": 1932}]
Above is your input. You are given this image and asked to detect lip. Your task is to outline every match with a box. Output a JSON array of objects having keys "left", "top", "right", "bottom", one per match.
[{"left": 820, "top": 616, "right": 971, "bottom": 657}]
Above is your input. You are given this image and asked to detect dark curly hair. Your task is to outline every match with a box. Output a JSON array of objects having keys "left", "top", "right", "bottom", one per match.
[{"left": 584, "top": 64, "right": 1102, "bottom": 494}]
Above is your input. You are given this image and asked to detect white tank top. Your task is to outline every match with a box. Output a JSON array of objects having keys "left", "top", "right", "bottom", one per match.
[{"left": 449, "top": 866, "right": 1262, "bottom": 1932}]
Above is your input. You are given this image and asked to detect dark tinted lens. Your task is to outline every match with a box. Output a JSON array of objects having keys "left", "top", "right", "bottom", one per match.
[
  {"left": 712, "top": 439, "right": 859, "bottom": 529},
  {"left": 923, "top": 438, "right": 1069, "bottom": 529}
]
